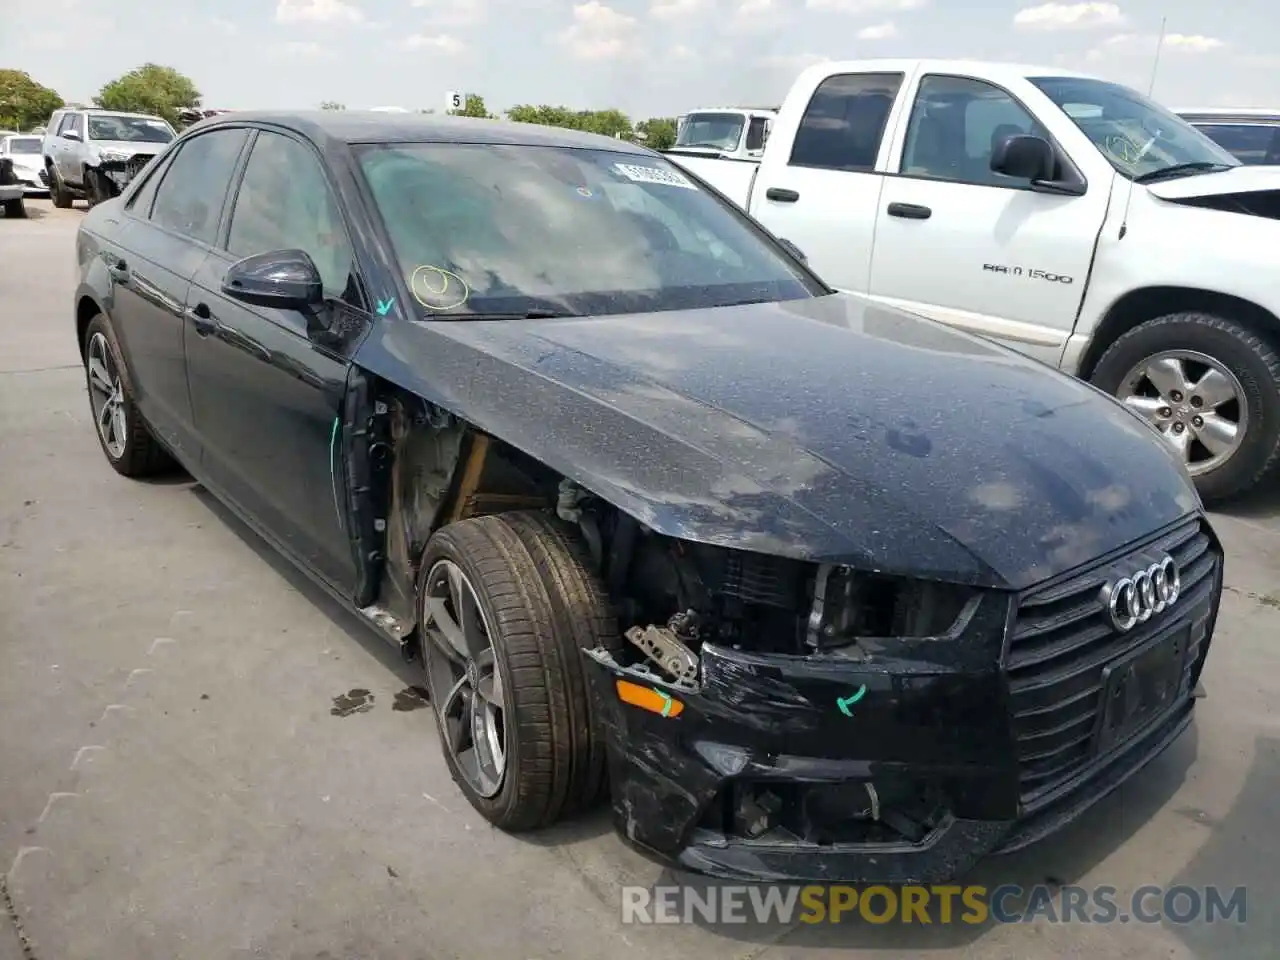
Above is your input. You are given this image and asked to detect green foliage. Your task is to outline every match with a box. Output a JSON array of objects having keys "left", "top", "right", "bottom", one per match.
[
  {"left": 319, "top": 101, "right": 346, "bottom": 111},
  {"left": 635, "top": 117, "right": 677, "bottom": 150},
  {"left": 448, "top": 94, "right": 494, "bottom": 118},
  {"left": 95, "top": 64, "right": 201, "bottom": 127},
  {"left": 0, "top": 69, "right": 64, "bottom": 132},
  {"left": 505, "top": 104, "right": 633, "bottom": 139}
]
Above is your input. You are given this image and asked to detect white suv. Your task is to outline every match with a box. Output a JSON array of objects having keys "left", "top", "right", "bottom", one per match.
[{"left": 41, "top": 107, "right": 176, "bottom": 208}]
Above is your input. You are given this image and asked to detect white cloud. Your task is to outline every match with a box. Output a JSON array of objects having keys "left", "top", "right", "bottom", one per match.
[
  {"left": 269, "top": 40, "right": 331, "bottom": 58},
  {"left": 408, "top": 0, "right": 486, "bottom": 26},
  {"left": 557, "top": 1, "right": 638, "bottom": 60},
  {"left": 857, "top": 20, "right": 898, "bottom": 39},
  {"left": 1100, "top": 31, "right": 1226, "bottom": 55},
  {"left": 275, "top": 0, "right": 363, "bottom": 24},
  {"left": 404, "top": 33, "right": 467, "bottom": 53},
  {"left": 804, "top": 0, "right": 925, "bottom": 11},
  {"left": 732, "top": 0, "right": 789, "bottom": 32},
  {"left": 1013, "top": 2, "right": 1123, "bottom": 31},
  {"left": 650, "top": 0, "right": 708, "bottom": 18},
  {"left": 763, "top": 51, "right": 835, "bottom": 72}
]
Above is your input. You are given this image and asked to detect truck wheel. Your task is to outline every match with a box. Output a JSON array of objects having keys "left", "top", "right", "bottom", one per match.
[
  {"left": 416, "top": 512, "right": 617, "bottom": 830},
  {"left": 83, "top": 314, "right": 175, "bottom": 477},
  {"left": 47, "top": 165, "right": 73, "bottom": 208},
  {"left": 2, "top": 197, "right": 26, "bottom": 219},
  {"left": 1090, "top": 312, "right": 1280, "bottom": 503}
]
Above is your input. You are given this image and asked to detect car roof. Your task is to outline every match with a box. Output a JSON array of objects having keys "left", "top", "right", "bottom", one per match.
[
  {"left": 1175, "top": 108, "right": 1280, "bottom": 121},
  {"left": 189, "top": 110, "right": 656, "bottom": 155},
  {"left": 59, "top": 107, "right": 168, "bottom": 120},
  {"left": 796, "top": 58, "right": 1098, "bottom": 85}
]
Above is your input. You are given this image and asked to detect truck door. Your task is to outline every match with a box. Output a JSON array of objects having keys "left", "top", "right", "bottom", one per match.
[
  {"left": 867, "top": 73, "right": 1113, "bottom": 364},
  {"left": 748, "top": 72, "right": 905, "bottom": 292}
]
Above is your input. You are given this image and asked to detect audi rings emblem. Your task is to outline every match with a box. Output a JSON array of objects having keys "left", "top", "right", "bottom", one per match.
[{"left": 1100, "top": 555, "right": 1180, "bottom": 632}]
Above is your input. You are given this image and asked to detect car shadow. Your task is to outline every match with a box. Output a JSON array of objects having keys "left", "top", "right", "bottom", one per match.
[
  {"left": 186, "top": 483, "right": 425, "bottom": 692},
  {"left": 635, "top": 724, "right": 1199, "bottom": 950},
  {"left": 1213, "top": 483, "right": 1280, "bottom": 525}
]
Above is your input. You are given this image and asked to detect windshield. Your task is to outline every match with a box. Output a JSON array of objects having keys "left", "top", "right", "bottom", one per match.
[
  {"left": 87, "top": 114, "right": 175, "bottom": 143},
  {"left": 675, "top": 113, "right": 746, "bottom": 151},
  {"left": 1030, "top": 76, "right": 1239, "bottom": 180},
  {"left": 5, "top": 137, "right": 40, "bottom": 154},
  {"left": 356, "top": 143, "right": 823, "bottom": 318}
]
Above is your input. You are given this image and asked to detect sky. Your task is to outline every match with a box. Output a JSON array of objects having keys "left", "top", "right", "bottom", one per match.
[{"left": 4, "top": 0, "right": 1279, "bottom": 119}]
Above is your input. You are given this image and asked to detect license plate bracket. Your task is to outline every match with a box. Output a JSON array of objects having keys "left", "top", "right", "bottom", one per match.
[{"left": 1094, "top": 627, "right": 1189, "bottom": 755}]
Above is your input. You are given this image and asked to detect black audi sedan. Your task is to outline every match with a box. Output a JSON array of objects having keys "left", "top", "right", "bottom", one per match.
[{"left": 73, "top": 111, "right": 1222, "bottom": 883}]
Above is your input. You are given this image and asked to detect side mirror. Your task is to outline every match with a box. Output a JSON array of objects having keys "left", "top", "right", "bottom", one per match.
[
  {"left": 779, "top": 238, "right": 808, "bottom": 263},
  {"left": 63, "top": 129, "right": 82, "bottom": 142},
  {"left": 991, "top": 134, "right": 1055, "bottom": 181},
  {"left": 222, "top": 249, "right": 324, "bottom": 310}
]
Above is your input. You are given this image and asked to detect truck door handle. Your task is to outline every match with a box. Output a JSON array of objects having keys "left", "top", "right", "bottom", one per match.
[
  {"left": 765, "top": 187, "right": 800, "bottom": 203},
  {"left": 105, "top": 256, "right": 129, "bottom": 281},
  {"left": 185, "top": 302, "right": 215, "bottom": 336},
  {"left": 887, "top": 202, "right": 932, "bottom": 220}
]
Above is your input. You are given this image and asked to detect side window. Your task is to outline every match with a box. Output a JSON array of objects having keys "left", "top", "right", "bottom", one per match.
[
  {"left": 745, "top": 117, "right": 768, "bottom": 152},
  {"left": 789, "top": 73, "right": 904, "bottom": 172},
  {"left": 73, "top": 113, "right": 86, "bottom": 138},
  {"left": 1193, "top": 123, "right": 1280, "bottom": 165},
  {"left": 125, "top": 149, "right": 176, "bottom": 217},
  {"left": 226, "top": 131, "right": 357, "bottom": 301},
  {"left": 902, "top": 75, "right": 1047, "bottom": 187},
  {"left": 57, "top": 113, "right": 78, "bottom": 137},
  {"left": 150, "top": 129, "right": 249, "bottom": 244}
]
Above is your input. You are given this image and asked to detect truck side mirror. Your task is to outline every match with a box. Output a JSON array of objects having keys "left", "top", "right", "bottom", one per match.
[
  {"left": 63, "top": 129, "right": 82, "bottom": 142},
  {"left": 991, "top": 134, "right": 1054, "bottom": 181}
]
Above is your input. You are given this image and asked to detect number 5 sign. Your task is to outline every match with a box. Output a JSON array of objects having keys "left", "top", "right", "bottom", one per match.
[{"left": 447, "top": 91, "right": 463, "bottom": 111}]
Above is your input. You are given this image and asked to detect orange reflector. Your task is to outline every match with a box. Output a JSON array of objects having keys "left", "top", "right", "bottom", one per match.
[{"left": 616, "top": 679, "right": 684, "bottom": 718}]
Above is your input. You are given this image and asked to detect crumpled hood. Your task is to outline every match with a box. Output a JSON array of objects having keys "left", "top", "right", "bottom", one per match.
[
  {"left": 365, "top": 293, "right": 1200, "bottom": 590},
  {"left": 1145, "top": 164, "right": 1280, "bottom": 200},
  {"left": 89, "top": 139, "right": 165, "bottom": 159}
]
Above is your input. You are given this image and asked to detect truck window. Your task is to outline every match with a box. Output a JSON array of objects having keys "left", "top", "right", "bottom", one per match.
[
  {"left": 745, "top": 117, "right": 768, "bottom": 152},
  {"left": 1191, "top": 123, "right": 1280, "bottom": 165},
  {"left": 789, "top": 73, "right": 903, "bottom": 172},
  {"left": 901, "top": 75, "right": 1046, "bottom": 187}
]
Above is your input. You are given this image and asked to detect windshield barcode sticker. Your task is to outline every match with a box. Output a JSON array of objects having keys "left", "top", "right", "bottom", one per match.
[{"left": 613, "top": 162, "right": 696, "bottom": 189}]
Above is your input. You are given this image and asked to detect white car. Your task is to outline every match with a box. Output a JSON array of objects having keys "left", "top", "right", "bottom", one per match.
[
  {"left": 671, "top": 59, "right": 1280, "bottom": 503},
  {"left": 0, "top": 134, "right": 50, "bottom": 197}
]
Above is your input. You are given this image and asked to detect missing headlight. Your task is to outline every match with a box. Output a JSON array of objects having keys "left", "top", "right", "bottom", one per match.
[{"left": 806, "top": 563, "right": 976, "bottom": 651}]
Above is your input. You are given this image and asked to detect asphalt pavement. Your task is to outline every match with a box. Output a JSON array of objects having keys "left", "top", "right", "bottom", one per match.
[{"left": 3, "top": 197, "right": 1279, "bottom": 960}]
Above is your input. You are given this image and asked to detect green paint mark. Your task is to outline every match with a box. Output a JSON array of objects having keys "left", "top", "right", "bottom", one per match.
[
  {"left": 836, "top": 685, "right": 867, "bottom": 717},
  {"left": 654, "top": 687, "right": 674, "bottom": 717}
]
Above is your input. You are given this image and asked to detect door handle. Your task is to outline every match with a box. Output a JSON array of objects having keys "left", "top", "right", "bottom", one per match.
[
  {"left": 886, "top": 202, "right": 932, "bottom": 220},
  {"left": 185, "top": 302, "right": 216, "bottom": 336},
  {"left": 765, "top": 187, "right": 800, "bottom": 203},
  {"left": 105, "top": 257, "right": 129, "bottom": 281}
]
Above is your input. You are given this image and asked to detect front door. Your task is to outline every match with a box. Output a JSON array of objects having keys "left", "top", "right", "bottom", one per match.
[
  {"left": 748, "top": 71, "right": 905, "bottom": 292},
  {"left": 185, "top": 128, "right": 367, "bottom": 593},
  {"left": 107, "top": 127, "right": 250, "bottom": 460},
  {"left": 867, "top": 73, "right": 1114, "bottom": 364}
]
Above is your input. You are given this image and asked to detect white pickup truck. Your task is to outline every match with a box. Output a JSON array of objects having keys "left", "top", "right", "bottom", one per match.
[
  {"left": 669, "top": 58, "right": 1280, "bottom": 503},
  {"left": 670, "top": 107, "right": 777, "bottom": 162}
]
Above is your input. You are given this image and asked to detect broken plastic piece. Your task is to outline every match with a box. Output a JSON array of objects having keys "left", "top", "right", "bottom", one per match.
[{"left": 616, "top": 679, "right": 685, "bottom": 718}]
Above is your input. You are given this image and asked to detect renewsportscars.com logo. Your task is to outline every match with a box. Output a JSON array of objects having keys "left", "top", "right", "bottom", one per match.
[{"left": 621, "top": 884, "right": 1248, "bottom": 926}]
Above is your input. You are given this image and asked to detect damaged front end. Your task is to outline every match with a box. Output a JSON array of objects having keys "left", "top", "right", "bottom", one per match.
[
  {"left": 581, "top": 513, "right": 1220, "bottom": 884},
  {"left": 93, "top": 151, "right": 157, "bottom": 196}
]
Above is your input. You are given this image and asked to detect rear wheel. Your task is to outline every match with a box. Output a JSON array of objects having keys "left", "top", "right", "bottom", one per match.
[
  {"left": 83, "top": 314, "right": 175, "bottom": 477},
  {"left": 2, "top": 197, "right": 25, "bottom": 219},
  {"left": 1090, "top": 311, "right": 1280, "bottom": 503},
  {"left": 416, "top": 511, "right": 618, "bottom": 830}
]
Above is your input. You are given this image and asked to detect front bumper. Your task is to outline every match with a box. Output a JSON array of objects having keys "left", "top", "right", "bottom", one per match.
[
  {"left": 94, "top": 153, "right": 155, "bottom": 192},
  {"left": 583, "top": 515, "right": 1220, "bottom": 883}
]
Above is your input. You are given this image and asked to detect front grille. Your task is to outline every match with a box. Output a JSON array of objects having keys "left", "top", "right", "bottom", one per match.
[
  {"left": 123, "top": 154, "right": 154, "bottom": 180},
  {"left": 1006, "top": 516, "right": 1219, "bottom": 808}
]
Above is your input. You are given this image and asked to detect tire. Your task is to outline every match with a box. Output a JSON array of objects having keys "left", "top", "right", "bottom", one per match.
[
  {"left": 416, "top": 511, "right": 618, "bottom": 831},
  {"left": 82, "top": 314, "right": 175, "bottom": 477},
  {"left": 2, "top": 197, "right": 25, "bottom": 219},
  {"left": 47, "top": 164, "right": 73, "bottom": 208},
  {"left": 1090, "top": 311, "right": 1280, "bottom": 503}
]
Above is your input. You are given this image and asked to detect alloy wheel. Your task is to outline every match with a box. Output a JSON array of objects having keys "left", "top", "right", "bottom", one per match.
[
  {"left": 86, "top": 332, "right": 127, "bottom": 460},
  {"left": 421, "top": 558, "right": 508, "bottom": 798},
  {"left": 1117, "top": 349, "right": 1247, "bottom": 477}
]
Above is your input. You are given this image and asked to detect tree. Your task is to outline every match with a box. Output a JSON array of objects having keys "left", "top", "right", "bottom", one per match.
[
  {"left": 636, "top": 117, "right": 677, "bottom": 151},
  {"left": 319, "top": 101, "right": 346, "bottom": 111},
  {"left": 448, "top": 94, "right": 493, "bottom": 119},
  {"left": 0, "top": 69, "right": 64, "bottom": 132},
  {"left": 96, "top": 64, "right": 201, "bottom": 127}
]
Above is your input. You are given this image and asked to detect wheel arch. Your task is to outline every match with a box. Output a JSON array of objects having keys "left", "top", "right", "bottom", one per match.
[
  {"left": 76, "top": 293, "right": 106, "bottom": 360},
  {"left": 1080, "top": 286, "right": 1280, "bottom": 380}
]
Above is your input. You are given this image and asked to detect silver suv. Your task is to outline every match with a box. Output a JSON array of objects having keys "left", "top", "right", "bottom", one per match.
[{"left": 42, "top": 108, "right": 176, "bottom": 208}]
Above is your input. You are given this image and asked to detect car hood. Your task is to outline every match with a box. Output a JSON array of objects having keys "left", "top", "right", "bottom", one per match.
[
  {"left": 361, "top": 293, "right": 1200, "bottom": 590},
  {"left": 90, "top": 139, "right": 166, "bottom": 157},
  {"left": 1145, "top": 164, "right": 1280, "bottom": 200}
]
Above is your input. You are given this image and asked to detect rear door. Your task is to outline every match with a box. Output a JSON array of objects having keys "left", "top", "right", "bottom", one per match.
[
  {"left": 184, "top": 128, "right": 365, "bottom": 592},
  {"left": 108, "top": 128, "right": 250, "bottom": 459},
  {"left": 867, "top": 73, "right": 1112, "bottom": 364},
  {"left": 748, "top": 71, "right": 906, "bottom": 292}
]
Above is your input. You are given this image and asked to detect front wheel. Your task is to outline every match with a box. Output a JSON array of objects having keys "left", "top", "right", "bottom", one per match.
[
  {"left": 2, "top": 197, "right": 25, "bottom": 219},
  {"left": 416, "top": 511, "right": 619, "bottom": 831},
  {"left": 1090, "top": 311, "right": 1280, "bottom": 503},
  {"left": 47, "top": 165, "right": 73, "bottom": 209}
]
